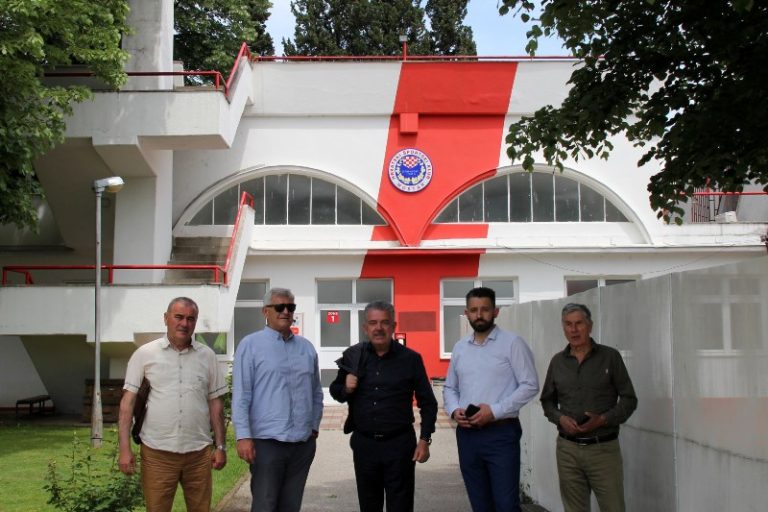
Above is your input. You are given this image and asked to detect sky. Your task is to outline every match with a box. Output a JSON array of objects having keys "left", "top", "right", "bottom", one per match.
[{"left": 265, "top": 0, "right": 567, "bottom": 56}]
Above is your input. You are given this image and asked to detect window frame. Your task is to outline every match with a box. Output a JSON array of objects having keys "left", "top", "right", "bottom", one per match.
[{"left": 440, "top": 278, "right": 518, "bottom": 358}]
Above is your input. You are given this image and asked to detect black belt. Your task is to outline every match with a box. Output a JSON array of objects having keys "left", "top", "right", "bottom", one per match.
[
  {"left": 355, "top": 425, "right": 413, "bottom": 441},
  {"left": 460, "top": 417, "right": 519, "bottom": 430},
  {"left": 559, "top": 432, "right": 618, "bottom": 445}
]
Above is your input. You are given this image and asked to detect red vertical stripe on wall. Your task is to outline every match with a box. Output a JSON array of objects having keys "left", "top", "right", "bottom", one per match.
[
  {"left": 360, "top": 253, "right": 482, "bottom": 378},
  {"left": 361, "top": 62, "right": 518, "bottom": 378},
  {"left": 378, "top": 62, "right": 518, "bottom": 246}
]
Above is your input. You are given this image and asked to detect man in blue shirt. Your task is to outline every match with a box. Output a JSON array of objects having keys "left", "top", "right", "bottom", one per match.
[
  {"left": 232, "top": 287, "right": 324, "bottom": 512},
  {"left": 444, "top": 287, "right": 539, "bottom": 512}
]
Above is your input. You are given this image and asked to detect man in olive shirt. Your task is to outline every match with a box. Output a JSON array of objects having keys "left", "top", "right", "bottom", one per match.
[{"left": 540, "top": 303, "right": 637, "bottom": 512}]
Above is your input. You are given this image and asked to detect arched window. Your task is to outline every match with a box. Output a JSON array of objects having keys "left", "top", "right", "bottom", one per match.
[
  {"left": 188, "top": 174, "right": 386, "bottom": 226},
  {"left": 435, "top": 172, "right": 628, "bottom": 223}
]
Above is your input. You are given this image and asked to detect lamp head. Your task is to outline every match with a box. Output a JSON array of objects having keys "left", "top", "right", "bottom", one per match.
[
  {"left": 399, "top": 34, "right": 408, "bottom": 43},
  {"left": 93, "top": 176, "right": 124, "bottom": 194}
]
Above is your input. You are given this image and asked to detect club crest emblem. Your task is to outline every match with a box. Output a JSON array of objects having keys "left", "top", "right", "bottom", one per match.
[{"left": 388, "top": 148, "right": 433, "bottom": 193}]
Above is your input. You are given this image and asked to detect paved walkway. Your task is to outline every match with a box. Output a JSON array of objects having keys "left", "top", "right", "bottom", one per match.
[{"left": 216, "top": 406, "right": 547, "bottom": 512}]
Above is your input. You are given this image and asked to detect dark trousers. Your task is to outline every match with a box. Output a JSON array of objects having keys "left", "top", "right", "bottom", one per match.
[
  {"left": 456, "top": 420, "right": 523, "bottom": 512},
  {"left": 350, "top": 429, "right": 417, "bottom": 512},
  {"left": 249, "top": 437, "right": 316, "bottom": 512}
]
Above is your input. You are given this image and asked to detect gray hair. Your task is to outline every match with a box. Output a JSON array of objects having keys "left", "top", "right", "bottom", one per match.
[
  {"left": 364, "top": 300, "right": 395, "bottom": 321},
  {"left": 264, "top": 287, "right": 295, "bottom": 304},
  {"left": 167, "top": 296, "right": 198, "bottom": 314},
  {"left": 561, "top": 303, "right": 593, "bottom": 324}
]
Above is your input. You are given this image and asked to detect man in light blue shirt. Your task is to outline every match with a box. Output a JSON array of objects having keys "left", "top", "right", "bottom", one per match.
[
  {"left": 233, "top": 287, "right": 323, "bottom": 512},
  {"left": 444, "top": 287, "right": 539, "bottom": 512}
]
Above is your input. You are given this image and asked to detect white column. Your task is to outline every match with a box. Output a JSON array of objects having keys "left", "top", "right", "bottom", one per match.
[{"left": 122, "top": 0, "right": 174, "bottom": 90}]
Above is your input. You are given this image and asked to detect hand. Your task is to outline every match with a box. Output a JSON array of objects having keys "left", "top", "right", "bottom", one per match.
[
  {"left": 211, "top": 448, "right": 227, "bottom": 470},
  {"left": 236, "top": 439, "right": 256, "bottom": 464},
  {"left": 576, "top": 412, "right": 606, "bottom": 434},
  {"left": 467, "top": 403, "right": 495, "bottom": 428},
  {"left": 345, "top": 374, "right": 358, "bottom": 394},
  {"left": 558, "top": 415, "right": 581, "bottom": 436},
  {"left": 118, "top": 448, "right": 136, "bottom": 475},
  {"left": 451, "top": 408, "right": 472, "bottom": 429},
  {"left": 412, "top": 439, "right": 431, "bottom": 463}
]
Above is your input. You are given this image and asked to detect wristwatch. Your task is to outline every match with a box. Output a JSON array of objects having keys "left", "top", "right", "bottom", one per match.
[
  {"left": 420, "top": 436, "right": 432, "bottom": 445},
  {"left": 215, "top": 444, "right": 226, "bottom": 452}
]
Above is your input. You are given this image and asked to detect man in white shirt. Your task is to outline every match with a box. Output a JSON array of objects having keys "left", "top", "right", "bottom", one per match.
[{"left": 118, "top": 297, "right": 227, "bottom": 512}]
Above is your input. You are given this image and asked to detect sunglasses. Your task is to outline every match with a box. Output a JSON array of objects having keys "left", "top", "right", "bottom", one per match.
[{"left": 265, "top": 303, "right": 297, "bottom": 313}]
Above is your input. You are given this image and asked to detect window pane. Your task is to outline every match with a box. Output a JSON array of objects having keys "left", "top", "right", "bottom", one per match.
[
  {"left": 436, "top": 199, "right": 458, "bottom": 223},
  {"left": 356, "top": 279, "right": 392, "bottom": 303},
  {"left": 318, "top": 280, "right": 353, "bottom": 303},
  {"left": 234, "top": 307, "right": 266, "bottom": 352},
  {"left": 320, "top": 309, "right": 351, "bottom": 347},
  {"left": 731, "top": 302, "right": 762, "bottom": 350},
  {"left": 509, "top": 173, "right": 531, "bottom": 222},
  {"left": 241, "top": 178, "right": 264, "bottom": 224},
  {"left": 691, "top": 304, "right": 723, "bottom": 350},
  {"left": 358, "top": 310, "right": 367, "bottom": 343},
  {"left": 362, "top": 203, "right": 385, "bottom": 225},
  {"left": 443, "top": 305, "right": 466, "bottom": 353},
  {"left": 337, "top": 187, "right": 361, "bottom": 224},
  {"left": 213, "top": 186, "right": 239, "bottom": 225},
  {"left": 483, "top": 280, "right": 515, "bottom": 299},
  {"left": 265, "top": 175, "right": 287, "bottom": 224},
  {"left": 320, "top": 369, "right": 338, "bottom": 387},
  {"left": 532, "top": 173, "right": 554, "bottom": 221},
  {"left": 194, "top": 333, "right": 227, "bottom": 354},
  {"left": 312, "top": 179, "right": 336, "bottom": 224},
  {"left": 555, "top": 175, "right": 579, "bottom": 222},
  {"left": 605, "top": 200, "right": 628, "bottom": 221},
  {"left": 237, "top": 281, "right": 267, "bottom": 300},
  {"left": 459, "top": 184, "right": 483, "bottom": 222},
  {"left": 566, "top": 280, "right": 599, "bottom": 295},
  {"left": 444, "top": 280, "right": 474, "bottom": 299},
  {"left": 288, "top": 175, "right": 311, "bottom": 224},
  {"left": 484, "top": 176, "right": 508, "bottom": 222},
  {"left": 580, "top": 185, "right": 605, "bottom": 222},
  {"left": 189, "top": 201, "right": 213, "bottom": 225}
]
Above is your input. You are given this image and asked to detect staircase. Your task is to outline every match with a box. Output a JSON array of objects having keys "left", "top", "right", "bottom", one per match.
[{"left": 164, "top": 237, "right": 230, "bottom": 284}]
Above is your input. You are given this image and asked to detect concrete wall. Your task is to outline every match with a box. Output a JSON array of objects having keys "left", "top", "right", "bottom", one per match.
[{"left": 503, "top": 256, "right": 768, "bottom": 511}]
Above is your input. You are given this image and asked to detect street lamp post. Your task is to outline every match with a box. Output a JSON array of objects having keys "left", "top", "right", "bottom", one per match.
[
  {"left": 91, "top": 176, "right": 124, "bottom": 448},
  {"left": 399, "top": 34, "right": 408, "bottom": 60}
]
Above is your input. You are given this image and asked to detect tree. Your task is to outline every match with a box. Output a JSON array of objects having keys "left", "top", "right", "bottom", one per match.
[
  {"left": 0, "top": 0, "right": 130, "bottom": 229},
  {"left": 284, "top": 0, "right": 476, "bottom": 57},
  {"left": 500, "top": 0, "right": 768, "bottom": 222},
  {"left": 175, "top": 0, "right": 274, "bottom": 83},
  {"left": 425, "top": 0, "right": 476, "bottom": 55}
]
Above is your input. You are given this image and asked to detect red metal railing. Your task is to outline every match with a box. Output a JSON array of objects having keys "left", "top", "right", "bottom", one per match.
[{"left": 1, "top": 191, "right": 254, "bottom": 286}]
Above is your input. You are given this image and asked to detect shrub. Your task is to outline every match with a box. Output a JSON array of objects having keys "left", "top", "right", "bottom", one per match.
[{"left": 44, "top": 431, "right": 143, "bottom": 512}]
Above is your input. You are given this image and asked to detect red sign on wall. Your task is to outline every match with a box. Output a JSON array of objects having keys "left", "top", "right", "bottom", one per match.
[{"left": 326, "top": 311, "right": 340, "bottom": 324}]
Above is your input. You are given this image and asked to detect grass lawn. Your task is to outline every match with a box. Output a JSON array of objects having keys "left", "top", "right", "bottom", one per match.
[{"left": 0, "top": 422, "right": 247, "bottom": 512}]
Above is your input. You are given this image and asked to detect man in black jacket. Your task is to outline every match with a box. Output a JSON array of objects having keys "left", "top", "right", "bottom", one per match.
[{"left": 330, "top": 300, "right": 437, "bottom": 512}]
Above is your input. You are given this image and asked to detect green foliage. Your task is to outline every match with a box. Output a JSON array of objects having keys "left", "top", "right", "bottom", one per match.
[
  {"left": 283, "top": 0, "right": 475, "bottom": 56},
  {"left": 0, "top": 0, "right": 129, "bottom": 229},
  {"left": 44, "top": 432, "right": 142, "bottom": 512},
  {"left": 500, "top": 0, "right": 768, "bottom": 222},
  {"left": 424, "top": 0, "right": 476, "bottom": 55},
  {"left": 174, "top": 0, "right": 274, "bottom": 84}
]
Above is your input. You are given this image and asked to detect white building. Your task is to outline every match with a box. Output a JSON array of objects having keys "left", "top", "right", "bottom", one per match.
[{"left": 1, "top": 0, "right": 766, "bottom": 414}]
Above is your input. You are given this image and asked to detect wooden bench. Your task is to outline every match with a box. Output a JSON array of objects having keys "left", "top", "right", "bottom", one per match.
[{"left": 15, "top": 394, "right": 53, "bottom": 416}]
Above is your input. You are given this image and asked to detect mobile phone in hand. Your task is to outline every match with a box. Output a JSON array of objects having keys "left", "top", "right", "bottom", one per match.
[{"left": 465, "top": 404, "right": 480, "bottom": 417}]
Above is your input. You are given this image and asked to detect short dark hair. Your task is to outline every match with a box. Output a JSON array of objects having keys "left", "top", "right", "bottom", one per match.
[
  {"left": 167, "top": 296, "right": 198, "bottom": 314},
  {"left": 561, "top": 303, "right": 593, "bottom": 324},
  {"left": 364, "top": 300, "right": 395, "bottom": 321},
  {"left": 466, "top": 287, "right": 495, "bottom": 307}
]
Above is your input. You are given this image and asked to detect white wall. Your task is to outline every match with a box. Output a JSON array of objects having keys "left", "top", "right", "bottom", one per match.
[
  {"left": 502, "top": 256, "right": 768, "bottom": 511},
  {"left": 0, "top": 336, "right": 48, "bottom": 408}
]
